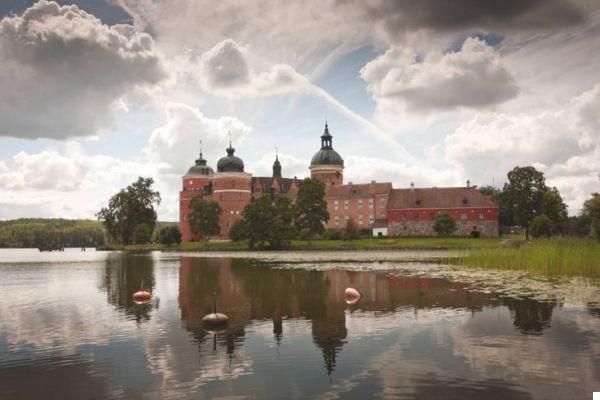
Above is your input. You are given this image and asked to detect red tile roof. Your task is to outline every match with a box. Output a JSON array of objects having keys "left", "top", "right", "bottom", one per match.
[
  {"left": 325, "top": 182, "right": 392, "bottom": 198},
  {"left": 388, "top": 187, "right": 497, "bottom": 209}
]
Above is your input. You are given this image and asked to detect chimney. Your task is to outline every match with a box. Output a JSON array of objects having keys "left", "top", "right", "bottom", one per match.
[
  {"left": 348, "top": 182, "right": 353, "bottom": 186},
  {"left": 371, "top": 180, "right": 376, "bottom": 184},
  {"left": 410, "top": 182, "right": 415, "bottom": 189},
  {"left": 466, "top": 179, "right": 471, "bottom": 188}
]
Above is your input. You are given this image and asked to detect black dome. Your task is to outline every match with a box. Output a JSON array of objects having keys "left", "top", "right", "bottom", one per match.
[
  {"left": 310, "top": 123, "right": 344, "bottom": 167},
  {"left": 186, "top": 152, "right": 214, "bottom": 176},
  {"left": 217, "top": 146, "right": 244, "bottom": 172}
]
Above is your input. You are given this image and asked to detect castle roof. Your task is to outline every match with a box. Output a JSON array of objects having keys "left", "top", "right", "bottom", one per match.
[
  {"left": 388, "top": 187, "right": 497, "bottom": 209},
  {"left": 185, "top": 151, "right": 214, "bottom": 176},
  {"left": 310, "top": 123, "right": 344, "bottom": 167},
  {"left": 325, "top": 182, "right": 392, "bottom": 198},
  {"left": 217, "top": 143, "right": 244, "bottom": 173}
]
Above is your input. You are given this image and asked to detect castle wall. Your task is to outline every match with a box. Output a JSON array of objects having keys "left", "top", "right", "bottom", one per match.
[{"left": 388, "top": 220, "right": 499, "bottom": 237}]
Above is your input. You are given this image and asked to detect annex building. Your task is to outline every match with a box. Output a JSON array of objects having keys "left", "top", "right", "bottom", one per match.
[{"left": 179, "top": 124, "right": 499, "bottom": 241}]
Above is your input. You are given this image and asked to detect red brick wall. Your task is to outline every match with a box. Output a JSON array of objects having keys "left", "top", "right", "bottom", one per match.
[
  {"left": 179, "top": 176, "right": 212, "bottom": 242},
  {"left": 213, "top": 174, "right": 252, "bottom": 238},
  {"left": 326, "top": 194, "right": 389, "bottom": 229}
]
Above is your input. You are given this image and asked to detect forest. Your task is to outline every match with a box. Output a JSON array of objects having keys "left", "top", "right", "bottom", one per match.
[{"left": 0, "top": 219, "right": 105, "bottom": 249}]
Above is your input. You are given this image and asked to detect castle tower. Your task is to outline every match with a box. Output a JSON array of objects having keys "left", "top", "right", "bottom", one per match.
[
  {"left": 180, "top": 146, "right": 214, "bottom": 242},
  {"left": 213, "top": 139, "right": 252, "bottom": 238},
  {"left": 272, "top": 150, "right": 282, "bottom": 178},
  {"left": 309, "top": 123, "right": 344, "bottom": 186}
]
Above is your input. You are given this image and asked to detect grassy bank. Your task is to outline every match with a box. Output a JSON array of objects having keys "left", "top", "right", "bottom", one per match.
[
  {"left": 99, "top": 236, "right": 508, "bottom": 252},
  {"left": 448, "top": 238, "right": 600, "bottom": 278}
]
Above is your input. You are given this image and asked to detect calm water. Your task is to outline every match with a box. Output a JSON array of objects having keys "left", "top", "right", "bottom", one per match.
[{"left": 0, "top": 249, "right": 599, "bottom": 399}]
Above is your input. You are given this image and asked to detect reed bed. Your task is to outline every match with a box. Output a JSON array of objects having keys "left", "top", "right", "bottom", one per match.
[{"left": 450, "top": 238, "right": 600, "bottom": 279}]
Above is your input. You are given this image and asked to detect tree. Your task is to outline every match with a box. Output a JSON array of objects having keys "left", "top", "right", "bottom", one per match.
[
  {"left": 433, "top": 212, "right": 457, "bottom": 237},
  {"left": 529, "top": 215, "right": 553, "bottom": 238},
  {"left": 132, "top": 223, "right": 152, "bottom": 244},
  {"left": 541, "top": 187, "right": 568, "bottom": 233},
  {"left": 228, "top": 219, "right": 247, "bottom": 243},
  {"left": 478, "top": 185, "right": 512, "bottom": 226},
  {"left": 157, "top": 225, "right": 182, "bottom": 246},
  {"left": 582, "top": 193, "right": 600, "bottom": 239},
  {"left": 97, "top": 177, "right": 161, "bottom": 244},
  {"left": 294, "top": 178, "right": 329, "bottom": 244},
  {"left": 342, "top": 218, "right": 360, "bottom": 241},
  {"left": 188, "top": 196, "right": 223, "bottom": 244},
  {"left": 502, "top": 166, "right": 547, "bottom": 240},
  {"left": 240, "top": 195, "right": 296, "bottom": 249}
]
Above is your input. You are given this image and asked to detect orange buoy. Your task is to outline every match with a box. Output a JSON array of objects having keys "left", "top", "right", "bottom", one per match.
[
  {"left": 133, "top": 291, "right": 152, "bottom": 304},
  {"left": 344, "top": 287, "right": 362, "bottom": 305}
]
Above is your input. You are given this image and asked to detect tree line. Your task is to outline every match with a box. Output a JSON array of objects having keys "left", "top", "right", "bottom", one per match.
[
  {"left": 477, "top": 166, "right": 600, "bottom": 239},
  {"left": 0, "top": 219, "right": 105, "bottom": 248}
]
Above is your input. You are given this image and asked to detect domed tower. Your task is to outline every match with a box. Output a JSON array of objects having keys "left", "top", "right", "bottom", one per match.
[
  {"left": 310, "top": 123, "right": 344, "bottom": 186},
  {"left": 180, "top": 146, "right": 215, "bottom": 242},
  {"left": 213, "top": 139, "right": 252, "bottom": 238}
]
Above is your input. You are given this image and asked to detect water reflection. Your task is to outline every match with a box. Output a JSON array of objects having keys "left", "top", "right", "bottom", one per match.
[
  {"left": 0, "top": 251, "right": 598, "bottom": 399},
  {"left": 101, "top": 253, "right": 158, "bottom": 322},
  {"left": 177, "top": 257, "right": 520, "bottom": 376}
]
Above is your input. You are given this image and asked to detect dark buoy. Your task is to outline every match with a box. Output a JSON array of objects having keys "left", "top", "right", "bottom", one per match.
[
  {"left": 344, "top": 287, "right": 362, "bottom": 305},
  {"left": 202, "top": 292, "right": 229, "bottom": 333},
  {"left": 133, "top": 290, "right": 152, "bottom": 304}
]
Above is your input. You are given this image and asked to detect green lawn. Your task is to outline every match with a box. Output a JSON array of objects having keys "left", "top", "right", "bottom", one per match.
[{"left": 101, "top": 236, "right": 508, "bottom": 252}]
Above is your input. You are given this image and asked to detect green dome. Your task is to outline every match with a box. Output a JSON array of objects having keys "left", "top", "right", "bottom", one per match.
[
  {"left": 310, "top": 149, "right": 344, "bottom": 166},
  {"left": 186, "top": 152, "right": 214, "bottom": 176},
  {"left": 217, "top": 146, "right": 244, "bottom": 172},
  {"left": 310, "top": 123, "right": 344, "bottom": 167}
]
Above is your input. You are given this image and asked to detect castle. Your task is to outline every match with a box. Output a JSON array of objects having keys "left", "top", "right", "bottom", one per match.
[{"left": 179, "top": 124, "right": 499, "bottom": 241}]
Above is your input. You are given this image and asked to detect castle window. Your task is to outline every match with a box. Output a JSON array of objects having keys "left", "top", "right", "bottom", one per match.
[
  {"left": 461, "top": 213, "right": 467, "bottom": 220},
  {"left": 368, "top": 199, "right": 374, "bottom": 209},
  {"left": 219, "top": 194, "right": 224, "bottom": 200},
  {"left": 479, "top": 213, "right": 484, "bottom": 220},
  {"left": 380, "top": 198, "right": 385, "bottom": 208},
  {"left": 345, "top": 215, "right": 349, "bottom": 222},
  {"left": 414, "top": 213, "right": 419, "bottom": 220},
  {"left": 358, "top": 200, "right": 363, "bottom": 209},
  {"left": 358, "top": 215, "right": 363, "bottom": 224},
  {"left": 369, "top": 215, "right": 374, "bottom": 225},
  {"left": 344, "top": 200, "right": 349, "bottom": 210},
  {"left": 334, "top": 216, "right": 340, "bottom": 225},
  {"left": 239, "top": 193, "right": 243, "bottom": 201},
  {"left": 400, "top": 213, "right": 406, "bottom": 221},
  {"left": 230, "top": 210, "right": 234, "bottom": 215},
  {"left": 334, "top": 200, "right": 339, "bottom": 210}
]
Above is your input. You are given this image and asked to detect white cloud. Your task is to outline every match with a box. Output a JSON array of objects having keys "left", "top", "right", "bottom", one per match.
[
  {"left": 361, "top": 37, "right": 518, "bottom": 112},
  {"left": 145, "top": 102, "right": 252, "bottom": 176},
  {"left": 0, "top": 0, "right": 166, "bottom": 139},
  {"left": 431, "top": 83, "right": 600, "bottom": 211}
]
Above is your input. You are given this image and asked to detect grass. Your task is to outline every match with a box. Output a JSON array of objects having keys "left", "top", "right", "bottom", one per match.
[
  {"left": 100, "top": 236, "right": 506, "bottom": 252},
  {"left": 448, "top": 237, "right": 600, "bottom": 279}
]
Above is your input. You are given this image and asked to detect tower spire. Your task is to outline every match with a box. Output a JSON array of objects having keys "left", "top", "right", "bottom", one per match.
[{"left": 228, "top": 131, "right": 232, "bottom": 148}]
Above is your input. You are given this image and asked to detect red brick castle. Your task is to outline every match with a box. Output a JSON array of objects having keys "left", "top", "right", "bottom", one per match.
[{"left": 179, "top": 124, "right": 499, "bottom": 241}]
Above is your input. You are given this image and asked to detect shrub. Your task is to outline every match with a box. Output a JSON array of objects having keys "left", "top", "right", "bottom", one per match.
[
  {"left": 433, "top": 213, "right": 457, "bottom": 237},
  {"left": 323, "top": 229, "right": 342, "bottom": 240},
  {"left": 229, "top": 219, "right": 247, "bottom": 242},
  {"left": 343, "top": 218, "right": 360, "bottom": 241},
  {"left": 157, "top": 225, "right": 181, "bottom": 246},
  {"left": 530, "top": 215, "right": 553, "bottom": 238},
  {"left": 132, "top": 223, "right": 152, "bottom": 244}
]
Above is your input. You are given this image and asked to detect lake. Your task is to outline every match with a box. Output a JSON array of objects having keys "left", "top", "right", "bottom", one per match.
[{"left": 0, "top": 249, "right": 599, "bottom": 399}]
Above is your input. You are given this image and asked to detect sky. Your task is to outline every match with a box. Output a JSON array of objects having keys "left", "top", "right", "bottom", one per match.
[{"left": 0, "top": 0, "right": 599, "bottom": 220}]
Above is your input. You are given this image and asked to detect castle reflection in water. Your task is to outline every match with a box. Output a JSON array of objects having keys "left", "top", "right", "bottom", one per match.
[{"left": 101, "top": 254, "right": 558, "bottom": 376}]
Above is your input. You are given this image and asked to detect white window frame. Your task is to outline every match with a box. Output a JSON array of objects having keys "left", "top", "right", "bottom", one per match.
[
  {"left": 368, "top": 199, "right": 374, "bottom": 209},
  {"left": 369, "top": 215, "right": 374, "bottom": 225},
  {"left": 344, "top": 200, "right": 349, "bottom": 210},
  {"left": 334, "top": 216, "right": 340, "bottom": 225},
  {"left": 358, "top": 199, "right": 363, "bottom": 210},
  {"left": 358, "top": 215, "right": 363, "bottom": 224},
  {"left": 334, "top": 200, "right": 339, "bottom": 210}
]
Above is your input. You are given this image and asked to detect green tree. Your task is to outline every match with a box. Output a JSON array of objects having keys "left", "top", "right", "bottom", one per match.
[
  {"left": 294, "top": 178, "right": 329, "bottom": 244},
  {"left": 229, "top": 219, "right": 247, "bottom": 243},
  {"left": 502, "top": 166, "right": 548, "bottom": 240},
  {"left": 157, "top": 225, "right": 182, "bottom": 246},
  {"left": 582, "top": 193, "right": 600, "bottom": 239},
  {"left": 529, "top": 215, "right": 553, "bottom": 238},
  {"left": 97, "top": 177, "right": 161, "bottom": 244},
  {"left": 342, "top": 218, "right": 360, "bottom": 241},
  {"left": 541, "top": 187, "right": 568, "bottom": 233},
  {"left": 478, "top": 185, "right": 512, "bottom": 226},
  {"left": 268, "top": 196, "right": 296, "bottom": 249},
  {"left": 188, "top": 196, "right": 223, "bottom": 244},
  {"left": 433, "top": 212, "right": 457, "bottom": 237},
  {"left": 132, "top": 223, "right": 152, "bottom": 244},
  {"left": 239, "top": 195, "right": 296, "bottom": 249}
]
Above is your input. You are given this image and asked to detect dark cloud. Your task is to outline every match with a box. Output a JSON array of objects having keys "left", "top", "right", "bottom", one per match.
[
  {"left": 0, "top": 0, "right": 166, "bottom": 140},
  {"left": 350, "top": 0, "right": 585, "bottom": 39}
]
